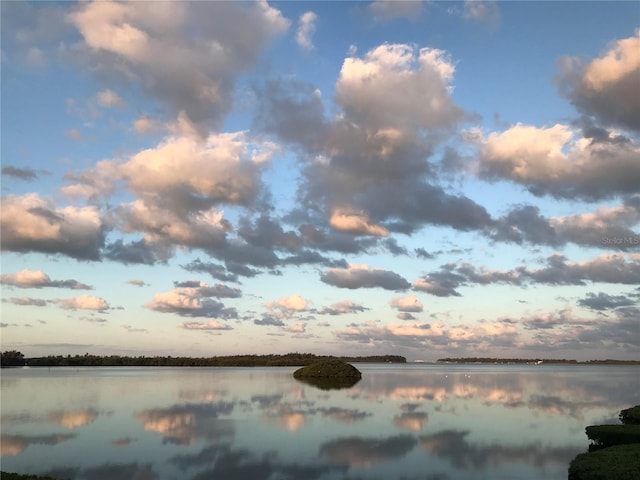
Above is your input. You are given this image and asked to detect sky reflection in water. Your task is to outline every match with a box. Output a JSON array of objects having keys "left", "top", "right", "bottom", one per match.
[{"left": 1, "top": 364, "right": 638, "bottom": 480}]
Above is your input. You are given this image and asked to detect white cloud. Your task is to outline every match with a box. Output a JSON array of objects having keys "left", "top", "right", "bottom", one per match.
[
  {"left": 59, "top": 295, "right": 109, "bottom": 311},
  {"left": 0, "top": 193, "right": 104, "bottom": 260},
  {"left": 145, "top": 282, "right": 238, "bottom": 319},
  {"left": 329, "top": 208, "right": 389, "bottom": 237},
  {"left": 389, "top": 295, "right": 424, "bottom": 312},
  {"left": 296, "top": 11, "right": 317, "bottom": 52},
  {"left": 67, "top": 0, "right": 289, "bottom": 132},
  {"left": 336, "top": 43, "right": 463, "bottom": 131},
  {"left": 476, "top": 123, "right": 640, "bottom": 199},
  {"left": 557, "top": 29, "right": 640, "bottom": 131},
  {"left": 0, "top": 269, "right": 91, "bottom": 290},
  {"left": 266, "top": 294, "right": 309, "bottom": 315}
]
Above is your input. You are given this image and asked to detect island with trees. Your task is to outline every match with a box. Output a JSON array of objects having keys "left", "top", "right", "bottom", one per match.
[{"left": 1, "top": 351, "right": 405, "bottom": 368}]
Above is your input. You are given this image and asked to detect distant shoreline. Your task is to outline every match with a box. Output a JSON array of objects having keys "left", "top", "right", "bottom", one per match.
[
  {"left": 2, "top": 352, "right": 407, "bottom": 368},
  {"left": 436, "top": 357, "right": 640, "bottom": 365}
]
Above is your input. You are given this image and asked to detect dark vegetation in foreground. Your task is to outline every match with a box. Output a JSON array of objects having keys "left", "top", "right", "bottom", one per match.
[
  {"left": 438, "top": 357, "right": 640, "bottom": 365},
  {"left": 568, "top": 405, "right": 640, "bottom": 480},
  {"left": 1, "top": 351, "right": 405, "bottom": 368}
]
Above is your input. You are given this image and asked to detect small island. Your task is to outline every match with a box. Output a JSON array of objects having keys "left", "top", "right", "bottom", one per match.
[{"left": 293, "top": 358, "right": 362, "bottom": 390}]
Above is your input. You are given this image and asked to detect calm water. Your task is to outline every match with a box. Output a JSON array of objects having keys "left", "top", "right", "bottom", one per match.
[{"left": 1, "top": 364, "right": 638, "bottom": 480}]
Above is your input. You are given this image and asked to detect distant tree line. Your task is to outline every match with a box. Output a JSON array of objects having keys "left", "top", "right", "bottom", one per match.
[
  {"left": 0, "top": 350, "right": 26, "bottom": 367},
  {"left": 14, "top": 352, "right": 406, "bottom": 367},
  {"left": 437, "top": 357, "right": 640, "bottom": 365}
]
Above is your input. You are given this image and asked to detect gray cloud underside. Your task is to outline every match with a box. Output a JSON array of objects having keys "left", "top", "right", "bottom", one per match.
[
  {"left": 414, "top": 253, "right": 640, "bottom": 297},
  {"left": 322, "top": 267, "right": 411, "bottom": 291},
  {"left": 578, "top": 292, "right": 637, "bottom": 311}
]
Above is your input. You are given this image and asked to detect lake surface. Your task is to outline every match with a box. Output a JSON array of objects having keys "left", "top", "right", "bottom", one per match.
[{"left": 1, "top": 364, "right": 638, "bottom": 480}]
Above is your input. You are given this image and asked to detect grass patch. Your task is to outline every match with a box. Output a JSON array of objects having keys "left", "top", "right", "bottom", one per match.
[{"left": 568, "top": 444, "right": 640, "bottom": 480}]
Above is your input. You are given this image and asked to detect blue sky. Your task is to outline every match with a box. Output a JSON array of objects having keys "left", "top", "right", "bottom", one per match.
[{"left": 1, "top": 1, "right": 638, "bottom": 361}]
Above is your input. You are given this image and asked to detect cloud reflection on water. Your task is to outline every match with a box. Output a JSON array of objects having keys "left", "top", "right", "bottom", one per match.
[{"left": 1, "top": 365, "right": 637, "bottom": 479}]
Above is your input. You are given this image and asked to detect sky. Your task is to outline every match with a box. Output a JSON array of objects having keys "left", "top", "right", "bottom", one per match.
[{"left": 1, "top": 1, "right": 639, "bottom": 361}]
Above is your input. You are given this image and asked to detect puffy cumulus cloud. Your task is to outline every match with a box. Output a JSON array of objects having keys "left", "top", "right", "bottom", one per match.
[
  {"left": 389, "top": 295, "right": 424, "bottom": 312},
  {"left": 256, "top": 62, "right": 489, "bottom": 238},
  {"left": 557, "top": 30, "right": 640, "bottom": 131},
  {"left": 329, "top": 208, "right": 389, "bottom": 237},
  {"left": 266, "top": 294, "right": 309, "bottom": 318},
  {"left": 113, "top": 201, "right": 230, "bottom": 258},
  {"left": 58, "top": 295, "right": 109, "bottom": 311},
  {"left": 336, "top": 43, "right": 464, "bottom": 131},
  {"left": 476, "top": 123, "right": 640, "bottom": 200},
  {"left": 95, "top": 89, "right": 126, "bottom": 109},
  {"left": 1, "top": 269, "right": 91, "bottom": 290},
  {"left": 319, "top": 300, "right": 368, "bottom": 316},
  {"left": 578, "top": 292, "right": 637, "bottom": 312},
  {"left": 145, "top": 283, "right": 238, "bottom": 319},
  {"left": 1, "top": 165, "right": 39, "bottom": 181},
  {"left": 0, "top": 194, "right": 105, "bottom": 260},
  {"left": 66, "top": 0, "right": 289, "bottom": 132},
  {"left": 368, "top": 1, "right": 425, "bottom": 23},
  {"left": 413, "top": 253, "right": 640, "bottom": 297},
  {"left": 77, "top": 132, "right": 284, "bottom": 261},
  {"left": 179, "top": 320, "right": 233, "bottom": 331},
  {"left": 296, "top": 11, "right": 317, "bottom": 52},
  {"left": 61, "top": 161, "right": 119, "bottom": 201},
  {"left": 322, "top": 264, "right": 410, "bottom": 291},
  {"left": 117, "top": 132, "right": 273, "bottom": 208}
]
